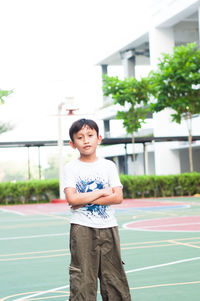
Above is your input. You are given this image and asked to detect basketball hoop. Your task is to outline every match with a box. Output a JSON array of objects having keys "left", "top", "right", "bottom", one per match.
[{"left": 66, "top": 108, "right": 79, "bottom": 116}]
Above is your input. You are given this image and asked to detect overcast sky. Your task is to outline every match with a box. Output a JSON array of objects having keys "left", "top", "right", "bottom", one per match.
[{"left": 0, "top": 0, "right": 151, "bottom": 144}]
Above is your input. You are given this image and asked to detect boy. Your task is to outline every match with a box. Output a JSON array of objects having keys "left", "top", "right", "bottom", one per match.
[{"left": 63, "top": 118, "right": 131, "bottom": 301}]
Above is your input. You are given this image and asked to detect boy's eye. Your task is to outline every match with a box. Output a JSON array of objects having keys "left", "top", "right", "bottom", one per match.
[{"left": 77, "top": 136, "right": 82, "bottom": 140}]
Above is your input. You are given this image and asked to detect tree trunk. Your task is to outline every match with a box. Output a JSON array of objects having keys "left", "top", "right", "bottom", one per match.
[
  {"left": 132, "top": 133, "right": 136, "bottom": 175},
  {"left": 188, "top": 131, "right": 193, "bottom": 173},
  {"left": 186, "top": 113, "right": 193, "bottom": 173}
]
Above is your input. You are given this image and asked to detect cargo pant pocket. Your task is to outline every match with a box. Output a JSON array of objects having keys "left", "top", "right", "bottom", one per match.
[{"left": 69, "top": 265, "right": 82, "bottom": 299}]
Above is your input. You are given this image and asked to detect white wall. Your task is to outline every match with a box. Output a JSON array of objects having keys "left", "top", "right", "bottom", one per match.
[
  {"left": 180, "top": 147, "right": 200, "bottom": 172},
  {"left": 149, "top": 0, "right": 200, "bottom": 27}
]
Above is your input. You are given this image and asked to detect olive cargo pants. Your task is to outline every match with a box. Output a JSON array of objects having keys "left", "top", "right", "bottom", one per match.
[{"left": 69, "top": 224, "right": 132, "bottom": 301}]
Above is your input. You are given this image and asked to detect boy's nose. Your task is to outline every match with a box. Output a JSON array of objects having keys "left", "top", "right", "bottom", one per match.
[{"left": 83, "top": 137, "right": 89, "bottom": 143}]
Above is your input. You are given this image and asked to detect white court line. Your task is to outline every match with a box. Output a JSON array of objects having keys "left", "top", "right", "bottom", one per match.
[
  {"left": 123, "top": 218, "right": 200, "bottom": 232},
  {"left": 0, "top": 217, "right": 58, "bottom": 223},
  {"left": 0, "top": 209, "right": 25, "bottom": 216},
  {"left": 122, "top": 228, "right": 200, "bottom": 233},
  {"left": 0, "top": 232, "right": 69, "bottom": 240},
  {"left": 14, "top": 285, "right": 69, "bottom": 301},
  {"left": 138, "top": 222, "right": 200, "bottom": 229},
  {"left": 126, "top": 256, "right": 200, "bottom": 273},
  {"left": 13, "top": 257, "right": 200, "bottom": 300}
]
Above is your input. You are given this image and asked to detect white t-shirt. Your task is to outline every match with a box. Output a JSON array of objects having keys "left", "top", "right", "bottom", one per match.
[{"left": 63, "top": 158, "right": 122, "bottom": 228}]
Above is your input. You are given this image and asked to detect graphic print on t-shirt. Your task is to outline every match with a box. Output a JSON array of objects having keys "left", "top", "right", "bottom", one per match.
[{"left": 76, "top": 176, "right": 109, "bottom": 219}]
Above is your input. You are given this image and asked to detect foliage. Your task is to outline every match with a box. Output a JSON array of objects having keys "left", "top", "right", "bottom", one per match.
[
  {"left": 102, "top": 74, "right": 151, "bottom": 134},
  {"left": 0, "top": 88, "right": 14, "bottom": 134},
  {"left": 150, "top": 43, "right": 200, "bottom": 122},
  {"left": 102, "top": 44, "right": 200, "bottom": 142},
  {"left": 149, "top": 42, "right": 200, "bottom": 172},
  {"left": 102, "top": 74, "right": 152, "bottom": 174},
  {"left": 0, "top": 89, "right": 13, "bottom": 104},
  {"left": 0, "top": 179, "right": 59, "bottom": 205},
  {"left": 1, "top": 174, "right": 200, "bottom": 205},
  {"left": 0, "top": 122, "right": 14, "bottom": 135},
  {"left": 120, "top": 172, "right": 200, "bottom": 199},
  {"left": 176, "top": 172, "right": 200, "bottom": 196}
]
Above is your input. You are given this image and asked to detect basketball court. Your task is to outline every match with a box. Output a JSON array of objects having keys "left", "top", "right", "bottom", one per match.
[{"left": 0, "top": 196, "right": 200, "bottom": 300}]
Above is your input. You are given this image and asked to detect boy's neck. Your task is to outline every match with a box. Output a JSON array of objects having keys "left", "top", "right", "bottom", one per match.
[{"left": 79, "top": 154, "right": 98, "bottom": 163}]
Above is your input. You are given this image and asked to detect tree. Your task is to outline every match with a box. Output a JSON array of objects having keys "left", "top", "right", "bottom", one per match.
[
  {"left": 0, "top": 89, "right": 14, "bottom": 134},
  {"left": 102, "top": 74, "right": 151, "bottom": 173},
  {"left": 150, "top": 43, "right": 200, "bottom": 172},
  {"left": 0, "top": 89, "right": 13, "bottom": 104},
  {"left": 0, "top": 122, "right": 13, "bottom": 135}
]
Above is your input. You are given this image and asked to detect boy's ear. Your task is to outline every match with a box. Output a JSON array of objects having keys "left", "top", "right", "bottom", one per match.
[
  {"left": 98, "top": 135, "right": 102, "bottom": 144},
  {"left": 69, "top": 140, "right": 77, "bottom": 149}
]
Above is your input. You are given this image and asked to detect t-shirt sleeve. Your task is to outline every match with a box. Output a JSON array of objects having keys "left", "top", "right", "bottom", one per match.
[
  {"left": 108, "top": 161, "right": 123, "bottom": 188},
  {"left": 63, "top": 163, "right": 76, "bottom": 190}
]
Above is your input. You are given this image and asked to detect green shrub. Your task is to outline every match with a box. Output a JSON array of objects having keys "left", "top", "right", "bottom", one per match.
[
  {"left": 0, "top": 173, "right": 200, "bottom": 205},
  {"left": 176, "top": 172, "right": 200, "bottom": 196},
  {"left": 0, "top": 179, "right": 59, "bottom": 205},
  {"left": 120, "top": 172, "right": 200, "bottom": 199}
]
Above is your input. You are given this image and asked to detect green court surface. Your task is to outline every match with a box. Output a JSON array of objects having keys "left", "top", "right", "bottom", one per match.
[{"left": 0, "top": 197, "right": 200, "bottom": 300}]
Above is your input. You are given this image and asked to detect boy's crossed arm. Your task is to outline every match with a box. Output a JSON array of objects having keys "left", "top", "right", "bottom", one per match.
[
  {"left": 65, "top": 186, "right": 123, "bottom": 209},
  {"left": 92, "top": 186, "right": 123, "bottom": 205}
]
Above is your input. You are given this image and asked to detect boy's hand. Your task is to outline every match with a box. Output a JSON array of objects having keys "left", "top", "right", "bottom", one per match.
[
  {"left": 102, "top": 187, "right": 113, "bottom": 196},
  {"left": 71, "top": 204, "right": 84, "bottom": 210},
  {"left": 72, "top": 188, "right": 112, "bottom": 208}
]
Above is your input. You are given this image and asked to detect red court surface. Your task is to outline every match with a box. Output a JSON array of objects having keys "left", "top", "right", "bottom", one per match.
[
  {"left": 124, "top": 216, "right": 200, "bottom": 232},
  {"left": 1, "top": 197, "right": 200, "bottom": 301},
  {"left": 0, "top": 199, "right": 186, "bottom": 216},
  {"left": 0, "top": 203, "right": 70, "bottom": 215},
  {"left": 1, "top": 199, "right": 198, "bottom": 232},
  {"left": 114, "top": 198, "right": 187, "bottom": 209}
]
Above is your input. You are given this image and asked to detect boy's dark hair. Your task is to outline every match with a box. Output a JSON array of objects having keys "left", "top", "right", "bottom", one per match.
[{"left": 69, "top": 118, "right": 99, "bottom": 141}]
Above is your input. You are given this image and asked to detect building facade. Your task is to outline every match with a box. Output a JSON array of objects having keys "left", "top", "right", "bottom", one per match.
[{"left": 97, "top": 0, "right": 200, "bottom": 175}]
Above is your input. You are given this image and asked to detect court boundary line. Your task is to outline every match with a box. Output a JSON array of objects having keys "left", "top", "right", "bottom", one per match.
[
  {"left": 124, "top": 229, "right": 200, "bottom": 233},
  {"left": 27, "top": 210, "right": 69, "bottom": 220},
  {"left": 123, "top": 215, "right": 200, "bottom": 232},
  {"left": 2, "top": 281, "right": 200, "bottom": 301},
  {"left": 1, "top": 237, "right": 200, "bottom": 262},
  {"left": 0, "top": 232, "right": 68, "bottom": 241},
  {"left": 14, "top": 285, "right": 69, "bottom": 301},
  {"left": 0, "top": 248, "right": 69, "bottom": 257},
  {"left": 121, "top": 236, "right": 200, "bottom": 245},
  {"left": 7, "top": 257, "right": 200, "bottom": 300},
  {"left": 126, "top": 256, "right": 200, "bottom": 273},
  {"left": 0, "top": 253, "right": 69, "bottom": 262},
  {"left": 0, "top": 209, "right": 25, "bottom": 216},
  {"left": 0, "top": 198, "right": 192, "bottom": 218},
  {"left": 132, "top": 280, "right": 200, "bottom": 290},
  {"left": 1, "top": 198, "right": 200, "bottom": 300},
  {"left": 170, "top": 240, "right": 200, "bottom": 249}
]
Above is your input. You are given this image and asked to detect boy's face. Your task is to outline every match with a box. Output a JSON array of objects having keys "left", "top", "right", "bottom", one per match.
[{"left": 70, "top": 125, "right": 102, "bottom": 158}]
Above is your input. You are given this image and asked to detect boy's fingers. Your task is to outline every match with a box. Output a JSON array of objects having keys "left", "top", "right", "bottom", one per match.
[{"left": 71, "top": 204, "right": 83, "bottom": 210}]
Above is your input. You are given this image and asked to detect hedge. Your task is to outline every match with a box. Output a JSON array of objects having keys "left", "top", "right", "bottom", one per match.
[
  {"left": 0, "top": 173, "right": 200, "bottom": 205},
  {"left": 120, "top": 172, "right": 200, "bottom": 199},
  {"left": 0, "top": 179, "right": 59, "bottom": 205}
]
